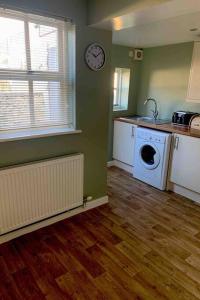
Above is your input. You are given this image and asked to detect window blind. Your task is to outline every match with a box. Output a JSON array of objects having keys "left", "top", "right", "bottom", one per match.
[
  {"left": 0, "top": 8, "right": 75, "bottom": 132},
  {"left": 113, "top": 68, "right": 130, "bottom": 111}
]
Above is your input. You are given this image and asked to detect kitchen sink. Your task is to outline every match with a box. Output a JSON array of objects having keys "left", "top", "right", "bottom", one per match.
[
  {"left": 121, "top": 115, "right": 171, "bottom": 125},
  {"left": 139, "top": 117, "right": 171, "bottom": 125},
  {"left": 139, "top": 117, "right": 155, "bottom": 121}
]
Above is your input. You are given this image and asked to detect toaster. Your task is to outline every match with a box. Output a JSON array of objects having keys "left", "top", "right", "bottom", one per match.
[{"left": 172, "top": 111, "right": 198, "bottom": 126}]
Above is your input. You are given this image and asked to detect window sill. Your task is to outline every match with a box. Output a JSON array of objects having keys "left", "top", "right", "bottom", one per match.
[
  {"left": 0, "top": 127, "right": 82, "bottom": 142},
  {"left": 113, "top": 106, "right": 128, "bottom": 112}
]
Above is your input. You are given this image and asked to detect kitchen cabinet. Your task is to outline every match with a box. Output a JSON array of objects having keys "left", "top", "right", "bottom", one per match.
[
  {"left": 170, "top": 134, "right": 200, "bottom": 194},
  {"left": 187, "top": 41, "right": 200, "bottom": 102},
  {"left": 113, "top": 120, "right": 136, "bottom": 166}
]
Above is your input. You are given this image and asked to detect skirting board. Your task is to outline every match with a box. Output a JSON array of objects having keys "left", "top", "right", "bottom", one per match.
[
  {"left": 107, "top": 161, "right": 115, "bottom": 167},
  {"left": 168, "top": 182, "right": 200, "bottom": 204},
  {"left": 107, "top": 160, "right": 133, "bottom": 174},
  {"left": 0, "top": 196, "right": 108, "bottom": 244}
]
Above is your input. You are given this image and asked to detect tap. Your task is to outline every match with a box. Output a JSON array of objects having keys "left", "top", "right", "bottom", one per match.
[{"left": 144, "top": 98, "right": 159, "bottom": 120}]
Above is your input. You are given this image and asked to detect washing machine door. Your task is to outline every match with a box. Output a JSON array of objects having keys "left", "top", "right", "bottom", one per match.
[{"left": 139, "top": 143, "right": 160, "bottom": 170}]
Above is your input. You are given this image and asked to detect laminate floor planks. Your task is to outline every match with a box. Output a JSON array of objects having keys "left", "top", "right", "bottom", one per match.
[{"left": 0, "top": 166, "right": 200, "bottom": 299}]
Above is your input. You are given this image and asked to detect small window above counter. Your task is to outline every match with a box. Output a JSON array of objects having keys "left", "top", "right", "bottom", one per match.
[{"left": 113, "top": 68, "right": 130, "bottom": 111}]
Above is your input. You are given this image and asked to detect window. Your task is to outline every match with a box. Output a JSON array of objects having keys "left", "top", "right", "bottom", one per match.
[
  {"left": 0, "top": 8, "right": 75, "bottom": 137},
  {"left": 113, "top": 68, "right": 130, "bottom": 111}
]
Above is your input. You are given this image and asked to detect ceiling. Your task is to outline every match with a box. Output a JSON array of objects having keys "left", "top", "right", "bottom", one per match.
[{"left": 93, "top": 0, "right": 200, "bottom": 48}]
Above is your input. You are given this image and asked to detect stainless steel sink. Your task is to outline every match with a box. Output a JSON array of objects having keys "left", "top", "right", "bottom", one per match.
[
  {"left": 139, "top": 117, "right": 171, "bottom": 125},
  {"left": 121, "top": 115, "right": 171, "bottom": 125},
  {"left": 139, "top": 117, "right": 154, "bottom": 121}
]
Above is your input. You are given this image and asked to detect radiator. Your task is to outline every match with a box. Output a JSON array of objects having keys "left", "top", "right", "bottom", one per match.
[{"left": 0, "top": 154, "right": 84, "bottom": 235}]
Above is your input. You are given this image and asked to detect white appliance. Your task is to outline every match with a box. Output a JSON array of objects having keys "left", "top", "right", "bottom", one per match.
[{"left": 134, "top": 128, "right": 171, "bottom": 190}]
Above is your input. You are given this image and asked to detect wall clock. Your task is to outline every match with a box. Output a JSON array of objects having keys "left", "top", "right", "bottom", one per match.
[{"left": 85, "top": 43, "right": 106, "bottom": 71}]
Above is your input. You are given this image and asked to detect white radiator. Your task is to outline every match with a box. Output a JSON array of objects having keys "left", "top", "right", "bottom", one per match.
[{"left": 0, "top": 154, "right": 84, "bottom": 235}]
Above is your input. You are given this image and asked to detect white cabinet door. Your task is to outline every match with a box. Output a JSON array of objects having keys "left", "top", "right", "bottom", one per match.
[
  {"left": 187, "top": 42, "right": 200, "bottom": 102},
  {"left": 170, "top": 134, "right": 200, "bottom": 193},
  {"left": 113, "top": 121, "right": 136, "bottom": 166}
]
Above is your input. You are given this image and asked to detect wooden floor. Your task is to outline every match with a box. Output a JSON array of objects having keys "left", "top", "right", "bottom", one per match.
[{"left": 1, "top": 167, "right": 200, "bottom": 299}]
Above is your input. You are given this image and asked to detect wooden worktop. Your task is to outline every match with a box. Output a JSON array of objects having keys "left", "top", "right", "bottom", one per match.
[{"left": 115, "top": 117, "right": 200, "bottom": 138}]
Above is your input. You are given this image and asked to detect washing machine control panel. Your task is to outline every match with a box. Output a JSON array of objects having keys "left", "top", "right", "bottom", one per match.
[{"left": 137, "top": 131, "right": 166, "bottom": 144}]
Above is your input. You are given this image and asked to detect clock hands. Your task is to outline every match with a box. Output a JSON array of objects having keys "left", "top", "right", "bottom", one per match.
[
  {"left": 92, "top": 51, "right": 102, "bottom": 58},
  {"left": 96, "top": 52, "right": 102, "bottom": 58}
]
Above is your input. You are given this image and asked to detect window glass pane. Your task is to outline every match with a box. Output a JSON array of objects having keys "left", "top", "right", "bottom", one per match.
[
  {"left": 114, "top": 71, "right": 118, "bottom": 89},
  {"left": 113, "top": 89, "right": 117, "bottom": 106},
  {"left": 33, "top": 81, "right": 67, "bottom": 126},
  {"left": 29, "top": 23, "right": 59, "bottom": 72},
  {"left": 121, "top": 69, "right": 130, "bottom": 109},
  {"left": 113, "top": 67, "right": 130, "bottom": 111},
  {"left": 0, "top": 17, "right": 26, "bottom": 70},
  {"left": 0, "top": 80, "right": 30, "bottom": 130}
]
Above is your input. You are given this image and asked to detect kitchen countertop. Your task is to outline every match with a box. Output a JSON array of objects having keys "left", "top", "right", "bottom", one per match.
[{"left": 115, "top": 117, "right": 200, "bottom": 138}]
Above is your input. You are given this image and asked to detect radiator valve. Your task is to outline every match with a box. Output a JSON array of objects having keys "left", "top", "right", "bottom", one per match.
[{"left": 83, "top": 196, "right": 93, "bottom": 207}]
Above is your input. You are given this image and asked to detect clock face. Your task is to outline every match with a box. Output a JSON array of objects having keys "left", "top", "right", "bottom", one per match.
[{"left": 85, "top": 44, "right": 105, "bottom": 71}]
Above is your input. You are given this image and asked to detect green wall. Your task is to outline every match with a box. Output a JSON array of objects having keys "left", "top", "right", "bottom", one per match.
[
  {"left": 137, "top": 42, "right": 200, "bottom": 118},
  {"left": 0, "top": 0, "right": 112, "bottom": 199},
  {"left": 108, "top": 44, "right": 141, "bottom": 161},
  {"left": 108, "top": 41, "right": 200, "bottom": 162}
]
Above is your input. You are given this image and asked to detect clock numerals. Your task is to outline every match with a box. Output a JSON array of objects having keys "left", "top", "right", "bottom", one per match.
[{"left": 85, "top": 43, "right": 105, "bottom": 71}]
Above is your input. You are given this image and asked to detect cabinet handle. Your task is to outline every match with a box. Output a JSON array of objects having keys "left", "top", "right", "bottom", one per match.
[
  {"left": 174, "top": 136, "right": 179, "bottom": 150},
  {"left": 131, "top": 126, "right": 134, "bottom": 137}
]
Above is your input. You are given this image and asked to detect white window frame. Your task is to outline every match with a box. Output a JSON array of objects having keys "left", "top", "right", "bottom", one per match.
[
  {"left": 113, "top": 67, "right": 130, "bottom": 112},
  {"left": 0, "top": 8, "right": 78, "bottom": 141}
]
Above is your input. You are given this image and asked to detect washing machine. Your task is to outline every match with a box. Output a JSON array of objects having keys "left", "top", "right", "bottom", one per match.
[{"left": 133, "top": 127, "right": 171, "bottom": 190}]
